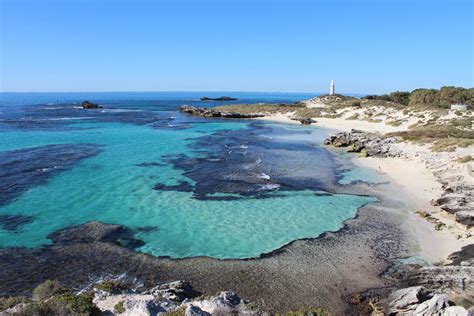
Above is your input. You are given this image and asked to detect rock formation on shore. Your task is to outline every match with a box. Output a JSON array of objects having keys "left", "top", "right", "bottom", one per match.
[
  {"left": 0, "top": 279, "right": 263, "bottom": 316},
  {"left": 81, "top": 100, "right": 101, "bottom": 109},
  {"left": 323, "top": 129, "right": 401, "bottom": 157},
  {"left": 180, "top": 105, "right": 265, "bottom": 119},
  {"left": 350, "top": 245, "right": 474, "bottom": 315},
  {"left": 324, "top": 129, "right": 474, "bottom": 229}
]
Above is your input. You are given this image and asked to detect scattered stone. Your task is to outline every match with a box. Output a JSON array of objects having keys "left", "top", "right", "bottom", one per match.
[{"left": 81, "top": 100, "right": 101, "bottom": 109}]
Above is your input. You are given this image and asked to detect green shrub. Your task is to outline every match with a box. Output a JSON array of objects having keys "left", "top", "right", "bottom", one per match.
[
  {"left": 350, "top": 100, "right": 361, "bottom": 107},
  {"left": 387, "top": 120, "right": 403, "bottom": 127},
  {"left": 95, "top": 280, "right": 127, "bottom": 294},
  {"left": 32, "top": 280, "right": 67, "bottom": 301},
  {"left": 389, "top": 91, "right": 410, "bottom": 105},
  {"left": 346, "top": 113, "right": 360, "bottom": 120},
  {"left": 52, "top": 291, "right": 99, "bottom": 315},
  {"left": 279, "top": 307, "right": 332, "bottom": 316},
  {"left": 114, "top": 300, "right": 125, "bottom": 314},
  {"left": 0, "top": 296, "right": 29, "bottom": 312},
  {"left": 458, "top": 155, "right": 473, "bottom": 163},
  {"left": 416, "top": 211, "right": 430, "bottom": 218}
]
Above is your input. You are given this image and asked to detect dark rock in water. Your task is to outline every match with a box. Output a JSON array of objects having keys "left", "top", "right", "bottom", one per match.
[
  {"left": 179, "top": 105, "right": 264, "bottom": 119},
  {"left": 81, "top": 100, "right": 101, "bottom": 109},
  {"left": 0, "top": 215, "right": 34, "bottom": 231},
  {"left": 200, "top": 96, "right": 237, "bottom": 101},
  {"left": 160, "top": 123, "right": 341, "bottom": 199},
  {"left": 0, "top": 143, "right": 102, "bottom": 206},
  {"left": 48, "top": 221, "right": 144, "bottom": 249}
]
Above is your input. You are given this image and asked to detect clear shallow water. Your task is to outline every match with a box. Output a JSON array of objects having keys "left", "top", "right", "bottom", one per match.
[{"left": 0, "top": 92, "right": 377, "bottom": 259}]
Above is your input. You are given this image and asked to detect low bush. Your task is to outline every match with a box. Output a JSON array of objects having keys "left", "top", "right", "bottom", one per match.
[
  {"left": 458, "top": 155, "right": 473, "bottom": 163},
  {"left": 32, "top": 280, "right": 67, "bottom": 301},
  {"left": 114, "top": 300, "right": 125, "bottom": 314}
]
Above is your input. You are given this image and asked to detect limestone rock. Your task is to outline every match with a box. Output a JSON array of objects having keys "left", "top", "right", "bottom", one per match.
[
  {"left": 185, "top": 305, "right": 211, "bottom": 316},
  {"left": 414, "top": 294, "right": 450, "bottom": 315},
  {"left": 149, "top": 280, "right": 198, "bottom": 301},
  {"left": 388, "top": 286, "right": 432, "bottom": 314},
  {"left": 442, "top": 306, "right": 471, "bottom": 316}
]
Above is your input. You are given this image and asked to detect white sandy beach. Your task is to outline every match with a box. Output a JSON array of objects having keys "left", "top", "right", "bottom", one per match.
[{"left": 260, "top": 111, "right": 473, "bottom": 264}]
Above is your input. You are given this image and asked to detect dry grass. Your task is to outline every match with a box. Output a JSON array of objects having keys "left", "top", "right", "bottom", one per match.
[{"left": 213, "top": 103, "right": 304, "bottom": 115}]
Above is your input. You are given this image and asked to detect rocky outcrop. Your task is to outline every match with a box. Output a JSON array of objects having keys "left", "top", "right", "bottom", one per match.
[
  {"left": 387, "top": 286, "right": 433, "bottom": 314},
  {"left": 352, "top": 245, "right": 474, "bottom": 315},
  {"left": 325, "top": 129, "right": 474, "bottom": 228},
  {"left": 200, "top": 96, "right": 237, "bottom": 101},
  {"left": 180, "top": 105, "right": 265, "bottom": 119},
  {"left": 291, "top": 117, "right": 317, "bottom": 125},
  {"left": 324, "top": 129, "right": 401, "bottom": 157},
  {"left": 434, "top": 183, "right": 474, "bottom": 229},
  {"left": 81, "top": 100, "right": 101, "bottom": 109},
  {"left": 91, "top": 281, "right": 260, "bottom": 316}
]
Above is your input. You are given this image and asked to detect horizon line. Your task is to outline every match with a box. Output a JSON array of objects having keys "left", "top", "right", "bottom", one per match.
[{"left": 0, "top": 90, "right": 367, "bottom": 95}]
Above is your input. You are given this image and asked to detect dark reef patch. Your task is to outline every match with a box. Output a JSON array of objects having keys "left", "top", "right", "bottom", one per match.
[
  {"left": 48, "top": 221, "right": 145, "bottom": 249},
  {"left": 0, "top": 103, "right": 192, "bottom": 132},
  {"left": 0, "top": 143, "right": 102, "bottom": 206},
  {"left": 0, "top": 214, "right": 34, "bottom": 231},
  {"left": 153, "top": 180, "right": 194, "bottom": 192},
  {"left": 159, "top": 123, "right": 344, "bottom": 199},
  {"left": 135, "top": 162, "right": 167, "bottom": 167}
]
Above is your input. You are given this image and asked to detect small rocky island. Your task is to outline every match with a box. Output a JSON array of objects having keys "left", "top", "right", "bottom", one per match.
[
  {"left": 81, "top": 100, "right": 101, "bottom": 109},
  {"left": 200, "top": 96, "right": 237, "bottom": 101}
]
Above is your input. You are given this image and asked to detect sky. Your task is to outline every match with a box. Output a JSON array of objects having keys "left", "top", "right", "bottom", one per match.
[{"left": 0, "top": 0, "right": 472, "bottom": 94}]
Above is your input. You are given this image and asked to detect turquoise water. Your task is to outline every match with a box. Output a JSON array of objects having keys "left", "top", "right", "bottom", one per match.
[{"left": 0, "top": 93, "right": 377, "bottom": 259}]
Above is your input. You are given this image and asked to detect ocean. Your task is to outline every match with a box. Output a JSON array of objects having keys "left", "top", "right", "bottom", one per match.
[{"left": 0, "top": 92, "right": 378, "bottom": 259}]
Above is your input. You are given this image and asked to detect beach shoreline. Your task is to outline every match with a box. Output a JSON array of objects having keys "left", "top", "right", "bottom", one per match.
[{"left": 258, "top": 112, "right": 473, "bottom": 264}]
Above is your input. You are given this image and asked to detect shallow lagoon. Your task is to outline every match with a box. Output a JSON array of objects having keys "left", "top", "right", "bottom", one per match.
[{"left": 0, "top": 93, "right": 377, "bottom": 259}]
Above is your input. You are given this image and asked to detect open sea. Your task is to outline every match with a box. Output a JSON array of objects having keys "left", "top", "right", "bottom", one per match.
[{"left": 0, "top": 92, "right": 378, "bottom": 259}]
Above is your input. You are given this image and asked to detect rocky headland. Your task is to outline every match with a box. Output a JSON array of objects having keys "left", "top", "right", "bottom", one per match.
[
  {"left": 200, "top": 96, "right": 237, "bottom": 101},
  {"left": 180, "top": 105, "right": 265, "bottom": 118},
  {"left": 81, "top": 101, "right": 101, "bottom": 109}
]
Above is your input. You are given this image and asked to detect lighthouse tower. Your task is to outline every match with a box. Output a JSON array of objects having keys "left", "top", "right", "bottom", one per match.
[{"left": 330, "top": 80, "right": 335, "bottom": 96}]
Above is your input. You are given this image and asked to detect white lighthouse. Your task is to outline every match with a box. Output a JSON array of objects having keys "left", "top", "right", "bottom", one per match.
[{"left": 330, "top": 80, "right": 335, "bottom": 96}]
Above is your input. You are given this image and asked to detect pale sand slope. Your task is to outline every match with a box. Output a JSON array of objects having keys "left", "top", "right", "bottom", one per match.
[
  {"left": 259, "top": 112, "right": 473, "bottom": 264},
  {"left": 354, "top": 156, "right": 467, "bottom": 263}
]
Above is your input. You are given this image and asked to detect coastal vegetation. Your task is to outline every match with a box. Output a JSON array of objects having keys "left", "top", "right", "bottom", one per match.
[
  {"left": 389, "top": 117, "right": 474, "bottom": 151},
  {"left": 363, "top": 86, "right": 473, "bottom": 109},
  {"left": 204, "top": 86, "right": 473, "bottom": 152},
  {"left": 1, "top": 280, "right": 100, "bottom": 315}
]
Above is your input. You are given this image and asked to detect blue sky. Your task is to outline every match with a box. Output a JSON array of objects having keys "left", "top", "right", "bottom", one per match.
[{"left": 1, "top": 0, "right": 472, "bottom": 93}]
